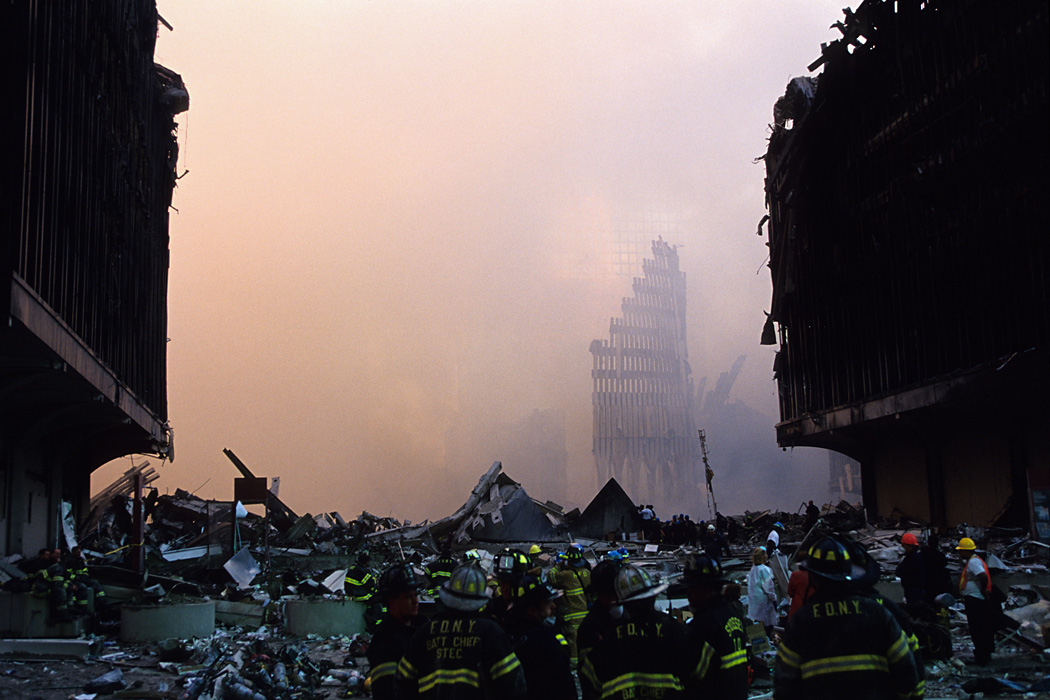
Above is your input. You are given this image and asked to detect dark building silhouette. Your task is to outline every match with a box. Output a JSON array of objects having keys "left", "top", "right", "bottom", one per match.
[
  {"left": 762, "top": 0, "right": 1048, "bottom": 528},
  {"left": 0, "top": 2, "right": 186, "bottom": 554},
  {"left": 591, "top": 239, "right": 701, "bottom": 512}
]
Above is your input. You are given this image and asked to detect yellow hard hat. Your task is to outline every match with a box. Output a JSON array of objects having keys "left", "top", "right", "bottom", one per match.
[
  {"left": 955, "top": 537, "right": 977, "bottom": 551},
  {"left": 529, "top": 545, "right": 542, "bottom": 556}
]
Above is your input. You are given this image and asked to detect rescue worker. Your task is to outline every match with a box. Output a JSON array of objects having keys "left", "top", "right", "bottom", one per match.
[
  {"left": 31, "top": 548, "right": 72, "bottom": 621},
  {"left": 802, "top": 501, "right": 820, "bottom": 533},
  {"left": 425, "top": 551, "right": 458, "bottom": 597},
  {"left": 576, "top": 558, "right": 624, "bottom": 697},
  {"left": 956, "top": 536, "right": 996, "bottom": 666},
  {"left": 765, "top": 522, "right": 784, "bottom": 554},
  {"left": 580, "top": 564, "right": 703, "bottom": 700},
  {"left": 368, "top": 563, "right": 426, "bottom": 700},
  {"left": 682, "top": 553, "right": 748, "bottom": 700},
  {"left": 396, "top": 562, "right": 526, "bottom": 700},
  {"left": 895, "top": 533, "right": 926, "bottom": 605},
  {"left": 345, "top": 550, "right": 378, "bottom": 602},
  {"left": 747, "top": 547, "right": 777, "bottom": 637},
  {"left": 701, "top": 524, "right": 731, "bottom": 564},
  {"left": 921, "top": 533, "right": 952, "bottom": 604},
  {"left": 490, "top": 547, "right": 531, "bottom": 626},
  {"left": 504, "top": 576, "right": 576, "bottom": 700},
  {"left": 548, "top": 543, "right": 591, "bottom": 667},
  {"left": 65, "top": 546, "right": 106, "bottom": 615},
  {"left": 526, "top": 545, "right": 543, "bottom": 577},
  {"left": 773, "top": 537, "right": 923, "bottom": 700}
]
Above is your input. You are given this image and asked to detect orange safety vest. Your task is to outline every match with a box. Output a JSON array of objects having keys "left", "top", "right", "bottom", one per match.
[{"left": 958, "top": 555, "right": 991, "bottom": 594}]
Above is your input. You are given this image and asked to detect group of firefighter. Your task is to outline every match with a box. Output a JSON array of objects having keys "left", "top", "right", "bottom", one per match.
[
  {"left": 15, "top": 545, "right": 106, "bottom": 622},
  {"left": 348, "top": 529, "right": 951, "bottom": 700}
]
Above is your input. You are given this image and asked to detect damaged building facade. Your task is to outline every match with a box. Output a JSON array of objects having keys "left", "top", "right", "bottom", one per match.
[
  {"left": 762, "top": 1, "right": 1049, "bottom": 531},
  {"left": 0, "top": 2, "right": 186, "bottom": 555},
  {"left": 590, "top": 239, "right": 701, "bottom": 512}
]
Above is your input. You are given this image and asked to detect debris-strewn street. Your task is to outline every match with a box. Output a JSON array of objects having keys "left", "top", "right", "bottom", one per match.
[{"left": 2, "top": 463, "right": 1047, "bottom": 699}]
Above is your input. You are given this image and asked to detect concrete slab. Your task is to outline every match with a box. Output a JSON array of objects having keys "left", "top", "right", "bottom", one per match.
[
  {"left": 120, "top": 601, "right": 215, "bottom": 642},
  {"left": 284, "top": 599, "right": 365, "bottom": 637},
  {"left": 0, "top": 638, "right": 101, "bottom": 659}
]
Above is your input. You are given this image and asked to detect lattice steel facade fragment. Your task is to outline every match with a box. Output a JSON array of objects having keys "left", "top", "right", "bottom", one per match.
[{"left": 591, "top": 240, "right": 700, "bottom": 510}]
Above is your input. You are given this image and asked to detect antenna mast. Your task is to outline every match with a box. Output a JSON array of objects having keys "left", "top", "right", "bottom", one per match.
[{"left": 698, "top": 429, "right": 717, "bottom": 517}]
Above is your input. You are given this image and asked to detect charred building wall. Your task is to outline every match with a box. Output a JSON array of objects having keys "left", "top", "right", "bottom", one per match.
[
  {"left": 0, "top": 2, "right": 186, "bottom": 555},
  {"left": 591, "top": 239, "right": 701, "bottom": 512},
  {"left": 762, "top": 0, "right": 1049, "bottom": 529}
]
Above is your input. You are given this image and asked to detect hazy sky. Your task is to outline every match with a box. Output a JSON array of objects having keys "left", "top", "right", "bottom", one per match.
[{"left": 95, "top": 1, "right": 848, "bottom": 522}]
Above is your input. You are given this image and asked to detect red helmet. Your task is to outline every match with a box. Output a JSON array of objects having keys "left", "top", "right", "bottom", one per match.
[{"left": 901, "top": 533, "right": 919, "bottom": 547}]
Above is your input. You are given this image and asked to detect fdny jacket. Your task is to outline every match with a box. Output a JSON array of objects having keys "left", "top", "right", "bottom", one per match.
[
  {"left": 685, "top": 594, "right": 749, "bottom": 700},
  {"left": 368, "top": 615, "right": 424, "bottom": 700},
  {"left": 396, "top": 610, "right": 527, "bottom": 700},
  {"left": 774, "top": 592, "right": 923, "bottom": 700},
  {"left": 580, "top": 606, "right": 704, "bottom": 700}
]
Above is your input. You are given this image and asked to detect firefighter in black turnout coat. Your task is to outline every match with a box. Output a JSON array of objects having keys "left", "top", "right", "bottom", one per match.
[
  {"left": 682, "top": 553, "right": 749, "bottom": 700},
  {"left": 367, "top": 563, "right": 426, "bottom": 700}
]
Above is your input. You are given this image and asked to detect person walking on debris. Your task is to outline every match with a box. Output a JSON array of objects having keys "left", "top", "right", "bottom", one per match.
[
  {"left": 766, "top": 522, "right": 784, "bottom": 554},
  {"left": 682, "top": 553, "right": 749, "bottom": 700},
  {"left": 368, "top": 563, "right": 426, "bottom": 700},
  {"left": 580, "top": 564, "right": 703, "bottom": 700},
  {"left": 577, "top": 559, "right": 624, "bottom": 698},
  {"left": 396, "top": 562, "right": 527, "bottom": 700},
  {"left": 896, "top": 533, "right": 926, "bottom": 605},
  {"left": 549, "top": 544, "right": 591, "bottom": 668},
  {"left": 504, "top": 576, "right": 577, "bottom": 700},
  {"left": 701, "top": 524, "right": 731, "bottom": 565},
  {"left": 956, "top": 536, "right": 997, "bottom": 666},
  {"left": 774, "top": 537, "right": 923, "bottom": 700},
  {"left": 803, "top": 500, "right": 820, "bottom": 532},
  {"left": 747, "top": 547, "right": 777, "bottom": 637}
]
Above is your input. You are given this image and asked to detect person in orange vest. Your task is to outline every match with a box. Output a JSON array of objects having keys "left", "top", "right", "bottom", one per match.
[{"left": 956, "top": 537, "right": 996, "bottom": 666}]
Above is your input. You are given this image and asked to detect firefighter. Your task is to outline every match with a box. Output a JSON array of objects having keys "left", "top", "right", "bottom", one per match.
[
  {"left": 396, "top": 562, "right": 526, "bottom": 700},
  {"left": 773, "top": 537, "right": 923, "bottom": 700},
  {"left": 425, "top": 551, "right": 458, "bottom": 597},
  {"left": 345, "top": 550, "right": 378, "bottom": 601},
  {"left": 490, "top": 547, "right": 532, "bottom": 625},
  {"left": 504, "top": 576, "right": 576, "bottom": 700},
  {"left": 577, "top": 559, "right": 623, "bottom": 700},
  {"left": 580, "top": 564, "right": 703, "bottom": 700},
  {"left": 682, "top": 553, "right": 748, "bottom": 700},
  {"left": 368, "top": 563, "right": 426, "bottom": 700},
  {"left": 548, "top": 544, "right": 591, "bottom": 667},
  {"left": 65, "top": 546, "right": 107, "bottom": 615}
]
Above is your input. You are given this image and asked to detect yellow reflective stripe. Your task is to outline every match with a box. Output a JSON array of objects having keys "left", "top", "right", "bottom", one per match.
[
  {"left": 418, "top": 669, "right": 480, "bottom": 693},
  {"left": 489, "top": 652, "right": 521, "bottom": 680},
  {"left": 563, "top": 587, "right": 585, "bottom": 595},
  {"left": 720, "top": 649, "right": 748, "bottom": 669},
  {"left": 564, "top": 610, "right": 589, "bottom": 622},
  {"left": 371, "top": 661, "right": 398, "bottom": 681},
  {"left": 697, "top": 642, "right": 715, "bottom": 678},
  {"left": 601, "top": 672, "right": 684, "bottom": 698},
  {"left": 396, "top": 657, "right": 418, "bottom": 680},
  {"left": 801, "top": 654, "right": 889, "bottom": 679},
  {"left": 555, "top": 634, "right": 568, "bottom": 647},
  {"left": 778, "top": 644, "right": 802, "bottom": 669},
  {"left": 887, "top": 631, "right": 909, "bottom": 663},
  {"left": 907, "top": 633, "right": 920, "bottom": 653}
]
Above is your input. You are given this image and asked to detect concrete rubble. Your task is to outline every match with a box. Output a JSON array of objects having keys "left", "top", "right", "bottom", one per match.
[{"left": 1, "top": 461, "right": 1047, "bottom": 699}]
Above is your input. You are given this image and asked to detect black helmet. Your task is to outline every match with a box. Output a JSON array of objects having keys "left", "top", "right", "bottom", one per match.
[
  {"left": 801, "top": 537, "right": 853, "bottom": 582},
  {"left": 494, "top": 548, "right": 531, "bottom": 580},
  {"left": 590, "top": 559, "right": 623, "bottom": 595},
  {"left": 682, "top": 552, "right": 724, "bottom": 586},
  {"left": 511, "top": 575, "right": 561, "bottom": 605},
  {"left": 565, "top": 544, "right": 585, "bottom": 567},
  {"left": 614, "top": 564, "right": 668, "bottom": 603},
  {"left": 378, "top": 563, "right": 424, "bottom": 598},
  {"left": 841, "top": 537, "right": 881, "bottom": 588}
]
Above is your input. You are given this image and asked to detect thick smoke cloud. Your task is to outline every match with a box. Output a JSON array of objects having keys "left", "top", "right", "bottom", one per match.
[{"left": 95, "top": 1, "right": 848, "bottom": 520}]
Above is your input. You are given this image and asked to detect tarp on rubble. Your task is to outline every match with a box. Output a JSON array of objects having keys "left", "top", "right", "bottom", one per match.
[
  {"left": 454, "top": 470, "right": 566, "bottom": 543},
  {"left": 571, "top": 478, "right": 644, "bottom": 539}
]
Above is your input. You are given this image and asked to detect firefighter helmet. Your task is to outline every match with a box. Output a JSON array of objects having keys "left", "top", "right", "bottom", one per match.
[
  {"left": 440, "top": 563, "right": 491, "bottom": 611},
  {"left": 590, "top": 559, "right": 622, "bottom": 595},
  {"left": 512, "top": 575, "right": 561, "bottom": 604},
  {"left": 614, "top": 564, "right": 668, "bottom": 603},
  {"left": 801, "top": 537, "right": 854, "bottom": 582},
  {"left": 682, "top": 552, "right": 724, "bottom": 586},
  {"left": 494, "top": 548, "right": 531, "bottom": 580},
  {"left": 378, "top": 563, "right": 424, "bottom": 598}
]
